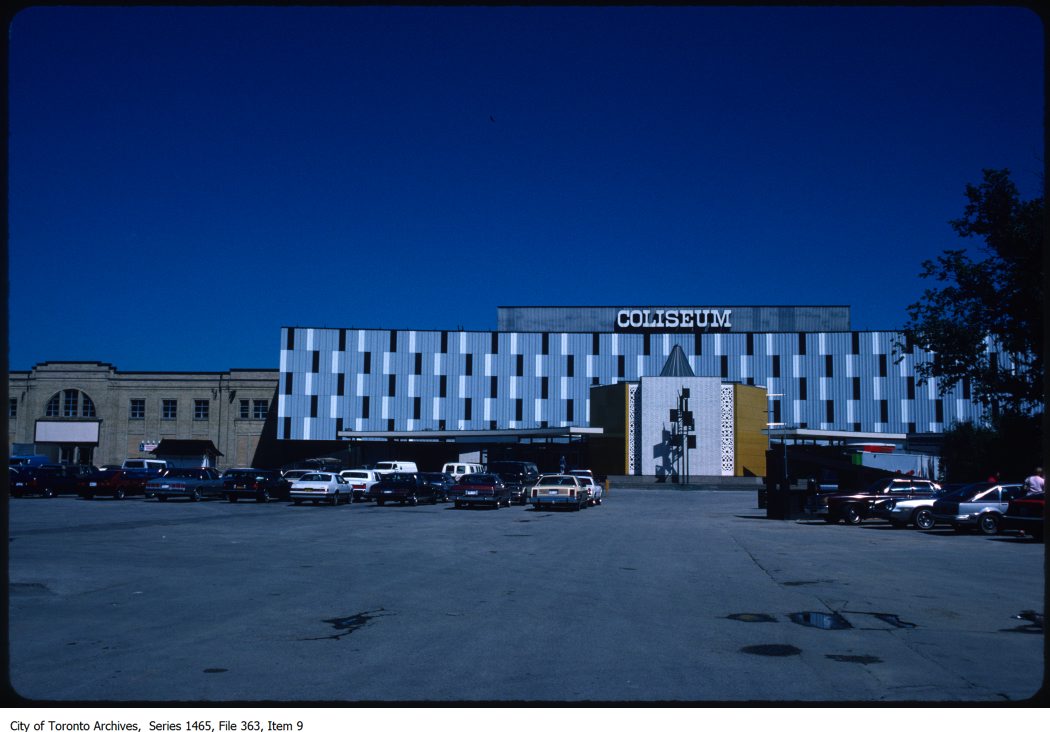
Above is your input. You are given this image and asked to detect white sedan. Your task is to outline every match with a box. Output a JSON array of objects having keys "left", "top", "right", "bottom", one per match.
[
  {"left": 577, "top": 475, "right": 604, "bottom": 506},
  {"left": 289, "top": 472, "right": 351, "bottom": 506},
  {"left": 339, "top": 469, "right": 382, "bottom": 502}
]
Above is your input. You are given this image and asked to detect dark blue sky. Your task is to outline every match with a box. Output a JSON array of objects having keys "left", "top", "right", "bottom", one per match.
[{"left": 8, "top": 5, "right": 1044, "bottom": 372}]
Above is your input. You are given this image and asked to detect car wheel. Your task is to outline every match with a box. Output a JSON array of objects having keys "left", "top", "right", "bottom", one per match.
[
  {"left": 258, "top": 489, "right": 271, "bottom": 503},
  {"left": 914, "top": 508, "right": 936, "bottom": 530},
  {"left": 43, "top": 487, "right": 55, "bottom": 499},
  {"left": 409, "top": 494, "right": 419, "bottom": 506},
  {"left": 190, "top": 489, "right": 202, "bottom": 502},
  {"left": 978, "top": 512, "right": 1000, "bottom": 535},
  {"left": 81, "top": 492, "right": 93, "bottom": 500},
  {"left": 377, "top": 499, "right": 385, "bottom": 506},
  {"left": 493, "top": 499, "right": 500, "bottom": 510},
  {"left": 843, "top": 505, "right": 862, "bottom": 525},
  {"left": 329, "top": 493, "right": 339, "bottom": 506},
  {"left": 157, "top": 496, "right": 168, "bottom": 502},
  {"left": 113, "top": 488, "right": 126, "bottom": 500},
  {"left": 293, "top": 499, "right": 303, "bottom": 505},
  {"left": 454, "top": 501, "right": 462, "bottom": 509}
]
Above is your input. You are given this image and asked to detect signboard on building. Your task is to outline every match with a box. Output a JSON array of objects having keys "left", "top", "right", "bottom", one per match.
[{"left": 615, "top": 308, "right": 732, "bottom": 331}]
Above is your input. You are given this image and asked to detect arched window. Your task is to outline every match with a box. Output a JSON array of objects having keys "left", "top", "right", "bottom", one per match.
[{"left": 44, "top": 390, "right": 97, "bottom": 418}]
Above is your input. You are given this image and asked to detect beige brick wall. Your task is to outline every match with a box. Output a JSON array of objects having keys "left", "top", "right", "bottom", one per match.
[{"left": 7, "top": 362, "right": 277, "bottom": 471}]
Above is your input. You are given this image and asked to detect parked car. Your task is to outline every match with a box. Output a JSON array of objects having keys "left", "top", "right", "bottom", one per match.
[
  {"left": 871, "top": 486, "right": 949, "bottom": 529},
  {"left": 448, "top": 473, "right": 511, "bottom": 509},
  {"left": 281, "top": 469, "right": 312, "bottom": 483},
  {"left": 121, "top": 458, "right": 170, "bottom": 475},
  {"left": 577, "top": 475, "right": 604, "bottom": 506},
  {"left": 932, "top": 482, "right": 1026, "bottom": 535},
  {"left": 79, "top": 467, "right": 152, "bottom": 500},
  {"left": 487, "top": 460, "right": 540, "bottom": 504},
  {"left": 288, "top": 471, "right": 351, "bottom": 505},
  {"left": 530, "top": 474, "right": 589, "bottom": 511},
  {"left": 821, "top": 477, "right": 941, "bottom": 525},
  {"left": 442, "top": 462, "right": 485, "bottom": 479},
  {"left": 11, "top": 464, "right": 99, "bottom": 498},
  {"left": 420, "top": 472, "right": 457, "bottom": 502},
  {"left": 339, "top": 468, "right": 382, "bottom": 502},
  {"left": 222, "top": 468, "right": 289, "bottom": 503},
  {"left": 1000, "top": 493, "right": 1045, "bottom": 541},
  {"left": 374, "top": 472, "right": 436, "bottom": 506},
  {"left": 10, "top": 454, "right": 48, "bottom": 468},
  {"left": 373, "top": 461, "right": 419, "bottom": 474},
  {"left": 146, "top": 467, "right": 225, "bottom": 502}
]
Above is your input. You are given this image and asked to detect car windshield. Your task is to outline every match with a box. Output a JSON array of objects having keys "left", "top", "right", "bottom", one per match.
[
  {"left": 942, "top": 483, "right": 991, "bottom": 501},
  {"left": 343, "top": 472, "right": 369, "bottom": 479},
  {"left": 166, "top": 469, "right": 202, "bottom": 478},
  {"left": 538, "top": 476, "right": 575, "bottom": 486},
  {"left": 461, "top": 475, "right": 496, "bottom": 485},
  {"left": 381, "top": 473, "right": 415, "bottom": 484},
  {"left": 300, "top": 473, "right": 330, "bottom": 482}
]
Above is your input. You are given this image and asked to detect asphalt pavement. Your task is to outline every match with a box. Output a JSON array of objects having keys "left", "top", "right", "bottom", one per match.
[{"left": 5, "top": 489, "right": 1045, "bottom": 703}]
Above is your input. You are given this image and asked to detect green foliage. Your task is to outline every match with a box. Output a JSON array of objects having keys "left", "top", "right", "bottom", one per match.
[
  {"left": 941, "top": 415, "right": 1042, "bottom": 482},
  {"left": 900, "top": 169, "right": 1044, "bottom": 418}
]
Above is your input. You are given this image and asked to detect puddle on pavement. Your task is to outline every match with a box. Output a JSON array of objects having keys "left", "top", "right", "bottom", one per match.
[
  {"left": 741, "top": 644, "right": 802, "bottom": 657},
  {"left": 789, "top": 611, "right": 852, "bottom": 630},
  {"left": 727, "top": 613, "right": 778, "bottom": 623},
  {"left": 302, "top": 609, "right": 389, "bottom": 641},
  {"left": 827, "top": 654, "right": 882, "bottom": 665}
]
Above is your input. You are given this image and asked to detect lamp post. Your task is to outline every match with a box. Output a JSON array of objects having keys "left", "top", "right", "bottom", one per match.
[{"left": 766, "top": 392, "right": 785, "bottom": 483}]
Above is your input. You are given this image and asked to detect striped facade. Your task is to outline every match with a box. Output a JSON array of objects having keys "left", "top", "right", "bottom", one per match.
[{"left": 277, "top": 325, "right": 995, "bottom": 441}]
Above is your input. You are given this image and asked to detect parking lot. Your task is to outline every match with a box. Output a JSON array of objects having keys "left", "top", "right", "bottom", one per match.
[{"left": 6, "top": 489, "right": 1045, "bottom": 703}]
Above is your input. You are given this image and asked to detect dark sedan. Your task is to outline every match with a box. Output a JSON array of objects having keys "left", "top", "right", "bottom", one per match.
[
  {"left": 448, "top": 473, "right": 511, "bottom": 509},
  {"left": 222, "top": 468, "right": 289, "bottom": 503},
  {"left": 11, "top": 464, "right": 98, "bottom": 498},
  {"left": 374, "top": 472, "right": 437, "bottom": 506},
  {"left": 420, "top": 472, "right": 457, "bottom": 503},
  {"left": 1000, "top": 494, "right": 1045, "bottom": 541},
  {"left": 79, "top": 468, "right": 152, "bottom": 500},
  {"left": 146, "top": 468, "right": 225, "bottom": 502}
]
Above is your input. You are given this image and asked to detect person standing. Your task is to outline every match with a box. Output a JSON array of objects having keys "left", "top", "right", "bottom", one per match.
[{"left": 1023, "top": 467, "right": 1044, "bottom": 496}]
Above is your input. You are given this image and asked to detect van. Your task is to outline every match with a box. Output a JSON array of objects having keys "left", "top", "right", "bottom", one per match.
[
  {"left": 10, "top": 455, "right": 48, "bottom": 468},
  {"left": 442, "top": 462, "right": 485, "bottom": 478},
  {"left": 373, "top": 461, "right": 419, "bottom": 474},
  {"left": 121, "top": 458, "right": 169, "bottom": 475}
]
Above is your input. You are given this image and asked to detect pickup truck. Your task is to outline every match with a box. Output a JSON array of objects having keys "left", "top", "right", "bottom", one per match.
[{"left": 529, "top": 474, "right": 589, "bottom": 511}]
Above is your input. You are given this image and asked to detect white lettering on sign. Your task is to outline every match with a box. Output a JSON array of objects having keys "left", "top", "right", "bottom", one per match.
[{"left": 615, "top": 309, "right": 733, "bottom": 330}]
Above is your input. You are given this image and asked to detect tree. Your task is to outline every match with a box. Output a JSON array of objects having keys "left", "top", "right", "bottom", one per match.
[{"left": 900, "top": 169, "right": 1044, "bottom": 419}]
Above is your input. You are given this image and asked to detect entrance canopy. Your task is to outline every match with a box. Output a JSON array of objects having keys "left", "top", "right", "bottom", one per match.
[{"left": 336, "top": 426, "right": 603, "bottom": 443}]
